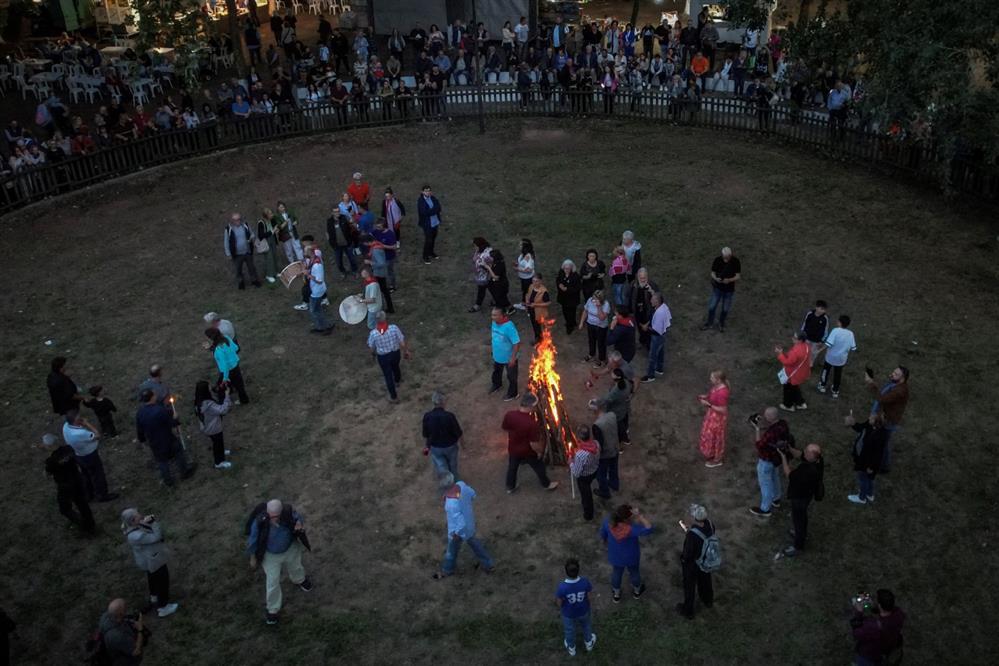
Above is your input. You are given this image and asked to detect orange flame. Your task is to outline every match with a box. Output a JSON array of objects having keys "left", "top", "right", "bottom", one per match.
[{"left": 528, "top": 320, "right": 576, "bottom": 460}]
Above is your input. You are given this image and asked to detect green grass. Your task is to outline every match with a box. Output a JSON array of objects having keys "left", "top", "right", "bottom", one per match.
[{"left": 0, "top": 119, "right": 997, "bottom": 665}]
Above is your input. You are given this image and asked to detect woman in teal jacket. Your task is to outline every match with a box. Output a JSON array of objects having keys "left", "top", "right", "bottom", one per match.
[{"left": 205, "top": 328, "right": 249, "bottom": 404}]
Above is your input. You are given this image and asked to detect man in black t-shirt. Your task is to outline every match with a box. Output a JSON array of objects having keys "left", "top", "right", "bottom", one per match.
[
  {"left": 700, "top": 247, "right": 741, "bottom": 332},
  {"left": 43, "top": 433, "right": 95, "bottom": 533},
  {"left": 776, "top": 443, "right": 824, "bottom": 558},
  {"left": 47, "top": 356, "right": 85, "bottom": 415}
]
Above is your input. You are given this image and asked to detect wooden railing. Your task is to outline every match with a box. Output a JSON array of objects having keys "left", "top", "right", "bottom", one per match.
[{"left": 2, "top": 88, "right": 995, "bottom": 215}]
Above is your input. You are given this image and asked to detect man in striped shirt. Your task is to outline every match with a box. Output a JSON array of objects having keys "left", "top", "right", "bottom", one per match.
[{"left": 366, "top": 311, "right": 410, "bottom": 403}]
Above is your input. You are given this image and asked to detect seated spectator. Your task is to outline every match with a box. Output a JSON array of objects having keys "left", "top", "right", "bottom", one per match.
[
  {"left": 181, "top": 108, "right": 200, "bottom": 129},
  {"left": 113, "top": 115, "right": 137, "bottom": 142},
  {"left": 133, "top": 105, "right": 153, "bottom": 135},
  {"left": 231, "top": 94, "right": 252, "bottom": 119},
  {"left": 154, "top": 105, "right": 175, "bottom": 130},
  {"left": 4, "top": 121, "right": 28, "bottom": 149},
  {"left": 95, "top": 126, "right": 113, "bottom": 149},
  {"left": 70, "top": 127, "right": 97, "bottom": 155}
]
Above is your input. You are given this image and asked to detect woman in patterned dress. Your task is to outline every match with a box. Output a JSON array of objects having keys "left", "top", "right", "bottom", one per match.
[{"left": 698, "top": 370, "right": 729, "bottom": 468}]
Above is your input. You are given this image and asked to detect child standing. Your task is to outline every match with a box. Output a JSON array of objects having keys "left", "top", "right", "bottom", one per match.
[
  {"left": 194, "top": 380, "right": 233, "bottom": 469},
  {"left": 609, "top": 247, "right": 630, "bottom": 306},
  {"left": 83, "top": 385, "right": 117, "bottom": 437},
  {"left": 555, "top": 558, "right": 596, "bottom": 656}
]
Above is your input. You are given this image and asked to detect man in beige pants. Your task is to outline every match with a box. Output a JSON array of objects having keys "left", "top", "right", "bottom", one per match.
[{"left": 247, "top": 499, "right": 313, "bottom": 625}]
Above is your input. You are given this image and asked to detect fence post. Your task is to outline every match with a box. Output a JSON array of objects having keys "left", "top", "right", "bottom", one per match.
[{"left": 477, "top": 82, "right": 486, "bottom": 134}]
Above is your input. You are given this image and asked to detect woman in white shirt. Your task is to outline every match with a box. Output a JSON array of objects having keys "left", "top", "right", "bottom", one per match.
[
  {"left": 182, "top": 108, "right": 201, "bottom": 129},
  {"left": 501, "top": 21, "right": 515, "bottom": 59},
  {"left": 578, "top": 289, "right": 612, "bottom": 366},
  {"left": 514, "top": 238, "right": 536, "bottom": 303},
  {"left": 338, "top": 192, "right": 359, "bottom": 219}
]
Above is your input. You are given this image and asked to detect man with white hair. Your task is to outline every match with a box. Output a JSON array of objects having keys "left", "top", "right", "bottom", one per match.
[
  {"left": 98, "top": 598, "right": 146, "bottom": 663},
  {"left": 750, "top": 407, "right": 792, "bottom": 517},
  {"left": 676, "top": 503, "right": 716, "bottom": 619},
  {"left": 246, "top": 499, "right": 312, "bottom": 625},
  {"left": 433, "top": 473, "right": 494, "bottom": 578},
  {"left": 121, "top": 508, "right": 178, "bottom": 618},
  {"left": 367, "top": 311, "right": 410, "bottom": 402},
  {"left": 641, "top": 292, "right": 671, "bottom": 383},
  {"left": 62, "top": 410, "right": 118, "bottom": 502},
  {"left": 620, "top": 231, "right": 642, "bottom": 282},
  {"left": 137, "top": 364, "right": 171, "bottom": 405},
  {"left": 629, "top": 268, "right": 659, "bottom": 350},
  {"left": 422, "top": 390, "right": 463, "bottom": 478},
  {"left": 700, "top": 246, "right": 741, "bottom": 332},
  {"left": 347, "top": 171, "right": 370, "bottom": 208},
  {"left": 203, "top": 312, "right": 236, "bottom": 342},
  {"left": 224, "top": 212, "right": 261, "bottom": 290}
]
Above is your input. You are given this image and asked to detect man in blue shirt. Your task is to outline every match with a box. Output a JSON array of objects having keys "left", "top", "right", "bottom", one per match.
[
  {"left": 827, "top": 79, "right": 850, "bottom": 138},
  {"left": 246, "top": 499, "right": 313, "bottom": 625},
  {"left": 416, "top": 184, "right": 442, "bottom": 264},
  {"left": 434, "top": 473, "right": 494, "bottom": 577},
  {"left": 490, "top": 307, "right": 521, "bottom": 401},
  {"left": 555, "top": 558, "right": 596, "bottom": 656}
]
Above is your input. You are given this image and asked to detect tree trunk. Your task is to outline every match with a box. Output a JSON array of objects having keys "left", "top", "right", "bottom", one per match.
[
  {"left": 224, "top": 0, "right": 246, "bottom": 77},
  {"left": 631, "top": 0, "right": 640, "bottom": 27}
]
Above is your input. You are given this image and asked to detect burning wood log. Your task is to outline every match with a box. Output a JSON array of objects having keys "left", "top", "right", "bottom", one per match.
[{"left": 528, "top": 321, "right": 576, "bottom": 467}]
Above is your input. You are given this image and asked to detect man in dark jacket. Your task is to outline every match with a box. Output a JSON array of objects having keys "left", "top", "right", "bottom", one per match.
[
  {"left": 42, "top": 433, "right": 95, "bottom": 533},
  {"left": 246, "top": 499, "right": 312, "bottom": 625},
  {"left": 47, "top": 356, "right": 85, "bottom": 415},
  {"left": 416, "top": 184, "right": 442, "bottom": 264},
  {"left": 777, "top": 442, "right": 824, "bottom": 558},
  {"left": 629, "top": 269, "right": 660, "bottom": 350},
  {"left": 865, "top": 366, "right": 910, "bottom": 473},
  {"left": 325, "top": 213, "right": 359, "bottom": 277},
  {"left": 851, "top": 588, "right": 905, "bottom": 665},
  {"left": 799, "top": 299, "right": 829, "bottom": 367},
  {"left": 422, "top": 390, "right": 463, "bottom": 479},
  {"left": 136, "top": 389, "right": 193, "bottom": 487},
  {"left": 223, "top": 212, "right": 261, "bottom": 290},
  {"left": 845, "top": 412, "right": 888, "bottom": 504},
  {"left": 99, "top": 599, "right": 146, "bottom": 665},
  {"left": 676, "top": 503, "right": 714, "bottom": 619}
]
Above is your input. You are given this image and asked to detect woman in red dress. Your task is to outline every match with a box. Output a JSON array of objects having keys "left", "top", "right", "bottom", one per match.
[{"left": 698, "top": 370, "right": 730, "bottom": 468}]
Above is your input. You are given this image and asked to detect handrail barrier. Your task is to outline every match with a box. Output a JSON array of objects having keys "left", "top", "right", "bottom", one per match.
[{"left": 1, "top": 87, "right": 995, "bottom": 215}]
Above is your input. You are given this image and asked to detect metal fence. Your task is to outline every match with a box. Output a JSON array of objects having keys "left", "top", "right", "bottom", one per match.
[{"left": 2, "top": 88, "right": 995, "bottom": 215}]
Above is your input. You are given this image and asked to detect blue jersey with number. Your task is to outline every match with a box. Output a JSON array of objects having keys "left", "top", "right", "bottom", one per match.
[{"left": 556, "top": 577, "right": 593, "bottom": 618}]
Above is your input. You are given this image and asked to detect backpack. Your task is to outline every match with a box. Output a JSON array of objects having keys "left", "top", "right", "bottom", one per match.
[{"left": 690, "top": 527, "right": 722, "bottom": 573}]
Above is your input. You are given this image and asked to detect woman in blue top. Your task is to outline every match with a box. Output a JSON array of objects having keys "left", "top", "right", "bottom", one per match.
[
  {"left": 205, "top": 328, "right": 249, "bottom": 404},
  {"left": 599, "top": 503, "right": 652, "bottom": 602}
]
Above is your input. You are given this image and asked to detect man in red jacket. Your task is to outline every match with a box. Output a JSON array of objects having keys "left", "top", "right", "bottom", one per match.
[
  {"left": 776, "top": 331, "right": 811, "bottom": 411},
  {"left": 347, "top": 171, "right": 370, "bottom": 208}
]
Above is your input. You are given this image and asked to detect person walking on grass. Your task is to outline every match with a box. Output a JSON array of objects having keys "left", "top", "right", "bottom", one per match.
[
  {"left": 579, "top": 289, "right": 611, "bottom": 366},
  {"left": 303, "top": 246, "right": 336, "bottom": 336},
  {"left": 417, "top": 184, "right": 442, "bottom": 264},
  {"left": 224, "top": 212, "right": 262, "bottom": 290},
  {"left": 676, "top": 503, "right": 716, "bottom": 619},
  {"left": 698, "top": 370, "right": 730, "bottom": 468},
  {"left": 817, "top": 315, "right": 857, "bottom": 398},
  {"left": 599, "top": 503, "right": 651, "bottom": 603},
  {"left": 136, "top": 389, "right": 195, "bottom": 487},
  {"left": 367, "top": 311, "right": 411, "bottom": 404},
  {"left": 358, "top": 267, "right": 383, "bottom": 330},
  {"left": 776, "top": 331, "right": 811, "bottom": 411},
  {"left": 246, "top": 499, "right": 313, "bottom": 626},
  {"left": 641, "top": 292, "right": 672, "bottom": 382},
  {"left": 700, "top": 246, "right": 741, "bottom": 332},
  {"left": 42, "top": 433, "right": 95, "bottom": 533},
  {"left": 556, "top": 558, "right": 597, "bottom": 656},
  {"left": 490, "top": 307, "right": 521, "bottom": 401},
  {"left": 62, "top": 410, "right": 119, "bottom": 503},
  {"left": 775, "top": 443, "right": 824, "bottom": 559},
  {"left": 434, "top": 472, "right": 495, "bottom": 578},
  {"left": 570, "top": 424, "right": 601, "bottom": 521},
  {"left": 83, "top": 385, "right": 118, "bottom": 438},
  {"left": 194, "top": 380, "right": 233, "bottom": 470},
  {"left": 844, "top": 411, "right": 888, "bottom": 505},
  {"left": 120, "top": 508, "right": 179, "bottom": 618},
  {"left": 47, "top": 356, "right": 86, "bottom": 416},
  {"left": 502, "top": 392, "right": 560, "bottom": 494},
  {"left": 422, "top": 391, "right": 463, "bottom": 479}
]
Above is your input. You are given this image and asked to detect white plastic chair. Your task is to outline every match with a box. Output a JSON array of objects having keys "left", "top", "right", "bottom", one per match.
[
  {"left": 129, "top": 83, "right": 149, "bottom": 106},
  {"left": 308, "top": 0, "right": 321, "bottom": 15},
  {"left": 109, "top": 84, "right": 123, "bottom": 104},
  {"left": 291, "top": 0, "right": 303, "bottom": 15}
]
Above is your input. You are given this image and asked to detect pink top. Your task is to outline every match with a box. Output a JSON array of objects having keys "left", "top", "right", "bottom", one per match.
[
  {"left": 708, "top": 384, "right": 729, "bottom": 407},
  {"left": 610, "top": 255, "right": 630, "bottom": 277}
]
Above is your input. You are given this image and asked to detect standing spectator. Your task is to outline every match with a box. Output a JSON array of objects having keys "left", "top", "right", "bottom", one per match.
[
  {"left": 524, "top": 273, "right": 551, "bottom": 345},
  {"left": 817, "top": 315, "right": 857, "bottom": 398},
  {"left": 434, "top": 473, "right": 495, "bottom": 577},
  {"left": 800, "top": 300, "right": 830, "bottom": 367},
  {"left": 98, "top": 599, "right": 146, "bottom": 664},
  {"left": 629, "top": 268, "right": 658, "bottom": 350},
  {"left": 844, "top": 412, "right": 888, "bottom": 505},
  {"left": 381, "top": 187, "right": 406, "bottom": 240},
  {"left": 698, "top": 370, "right": 730, "bottom": 468},
  {"left": 367, "top": 311, "right": 411, "bottom": 403},
  {"left": 556, "top": 558, "right": 596, "bottom": 656},
  {"left": 326, "top": 213, "right": 359, "bottom": 278},
  {"left": 514, "top": 16, "right": 530, "bottom": 61},
  {"left": 555, "top": 259, "right": 582, "bottom": 335},
  {"left": 468, "top": 237, "right": 494, "bottom": 313},
  {"left": 589, "top": 398, "right": 620, "bottom": 499},
  {"left": 83, "top": 385, "right": 118, "bottom": 438},
  {"left": 599, "top": 504, "right": 651, "bottom": 602},
  {"left": 1, "top": 609, "right": 14, "bottom": 666},
  {"left": 865, "top": 366, "right": 910, "bottom": 473},
  {"left": 569, "top": 424, "right": 600, "bottom": 521},
  {"left": 579, "top": 290, "right": 612, "bottom": 366},
  {"left": 358, "top": 267, "right": 383, "bottom": 330},
  {"left": 641, "top": 292, "right": 671, "bottom": 382},
  {"left": 515, "top": 239, "right": 537, "bottom": 302},
  {"left": 274, "top": 201, "right": 304, "bottom": 264},
  {"left": 194, "top": 380, "right": 233, "bottom": 470},
  {"left": 608, "top": 246, "right": 630, "bottom": 306},
  {"left": 42, "top": 432, "right": 95, "bottom": 533},
  {"left": 120, "top": 508, "right": 179, "bottom": 618},
  {"left": 246, "top": 499, "right": 313, "bottom": 625},
  {"left": 136, "top": 389, "right": 194, "bottom": 487},
  {"left": 776, "top": 443, "right": 824, "bottom": 558},
  {"left": 776, "top": 332, "right": 811, "bottom": 411},
  {"left": 205, "top": 328, "right": 250, "bottom": 404},
  {"left": 47, "top": 356, "right": 86, "bottom": 416},
  {"left": 602, "top": 367, "right": 633, "bottom": 448},
  {"left": 490, "top": 307, "right": 521, "bottom": 401},
  {"left": 347, "top": 171, "right": 370, "bottom": 208},
  {"left": 700, "top": 246, "right": 741, "bottom": 332},
  {"left": 501, "top": 392, "right": 560, "bottom": 494},
  {"left": 606, "top": 305, "right": 637, "bottom": 363},
  {"left": 203, "top": 312, "right": 237, "bottom": 344},
  {"left": 373, "top": 219, "right": 400, "bottom": 293},
  {"left": 137, "top": 364, "right": 171, "bottom": 405},
  {"left": 851, "top": 589, "right": 906, "bottom": 666},
  {"left": 579, "top": 249, "right": 606, "bottom": 300},
  {"left": 363, "top": 234, "right": 395, "bottom": 313},
  {"left": 827, "top": 79, "right": 850, "bottom": 138},
  {"left": 224, "top": 212, "right": 262, "bottom": 290},
  {"left": 303, "top": 246, "right": 336, "bottom": 335},
  {"left": 62, "top": 410, "right": 118, "bottom": 502},
  {"left": 750, "top": 407, "right": 791, "bottom": 517},
  {"left": 484, "top": 247, "right": 514, "bottom": 315},
  {"left": 676, "top": 503, "right": 716, "bottom": 619},
  {"left": 416, "top": 184, "right": 442, "bottom": 264},
  {"left": 422, "top": 391, "right": 463, "bottom": 479}
]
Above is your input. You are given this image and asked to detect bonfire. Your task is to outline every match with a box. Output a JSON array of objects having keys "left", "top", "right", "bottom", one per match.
[{"left": 528, "top": 321, "right": 576, "bottom": 466}]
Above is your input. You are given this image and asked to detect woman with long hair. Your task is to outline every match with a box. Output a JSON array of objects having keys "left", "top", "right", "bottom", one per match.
[
  {"left": 578, "top": 289, "right": 611, "bottom": 365},
  {"left": 485, "top": 247, "right": 514, "bottom": 315},
  {"left": 524, "top": 273, "right": 551, "bottom": 344},
  {"left": 274, "top": 200, "right": 303, "bottom": 264},
  {"left": 698, "top": 370, "right": 730, "bottom": 467},
  {"left": 556, "top": 259, "right": 582, "bottom": 335},
  {"left": 601, "top": 64, "right": 618, "bottom": 114},
  {"left": 468, "top": 237, "right": 493, "bottom": 313},
  {"left": 257, "top": 207, "right": 280, "bottom": 282},
  {"left": 515, "top": 238, "right": 536, "bottom": 303},
  {"left": 194, "top": 380, "right": 233, "bottom": 469},
  {"left": 205, "top": 328, "right": 249, "bottom": 404}
]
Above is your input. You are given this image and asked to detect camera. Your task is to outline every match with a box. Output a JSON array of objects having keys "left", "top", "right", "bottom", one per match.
[
  {"left": 748, "top": 412, "right": 761, "bottom": 426},
  {"left": 851, "top": 593, "right": 873, "bottom": 612}
]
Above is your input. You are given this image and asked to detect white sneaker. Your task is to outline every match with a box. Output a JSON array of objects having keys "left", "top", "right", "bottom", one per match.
[
  {"left": 266, "top": 276, "right": 277, "bottom": 283},
  {"left": 564, "top": 640, "right": 576, "bottom": 656},
  {"left": 157, "top": 603, "right": 179, "bottom": 618},
  {"left": 321, "top": 298, "right": 330, "bottom": 306},
  {"left": 293, "top": 303, "right": 309, "bottom": 311},
  {"left": 779, "top": 404, "right": 796, "bottom": 412},
  {"left": 224, "top": 449, "right": 231, "bottom": 455},
  {"left": 847, "top": 494, "right": 867, "bottom": 504},
  {"left": 585, "top": 633, "right": 597, "bottom": 651},
  {"left": 816, "top": 384, "right": 827, "bottom": 393},
  {"left": 867, "top": 495, "right": 875, "bottom": 503},
  {"left": 797, "top": 403, "right": 808, "bottom": 410},
  {"left": 214, "top": 461, "right": 232, "bottom": 470}
]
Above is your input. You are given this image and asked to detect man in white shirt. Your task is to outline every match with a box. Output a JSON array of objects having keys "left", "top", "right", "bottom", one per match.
[
  {"left": 817, "top": 315, "right": 857, "bottom": 398},
  {"left": 515, "top": 16, "right": 530, "bottom": 60},
  {"left": 642, "top": 292, "right": 672, "bottom": 382},
  {"left": 303, "top": 247, "right": 335, "bottom": 335},
  {"left": 359, "top": 267, "right": 383, "bottom": 329},
  {"left": 366, "top": 311, "right": 411, "bottom": 403},
  {"left": 62, "top": 410, "right": 118, "bottom": 502}
]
